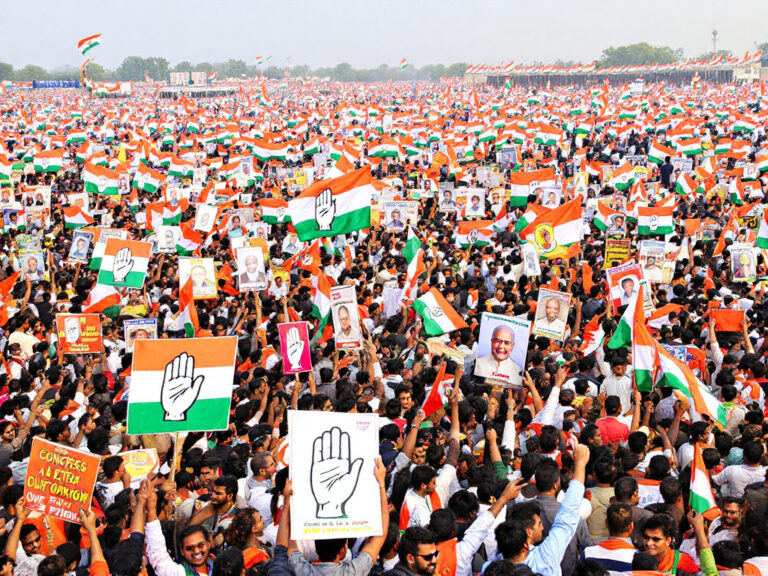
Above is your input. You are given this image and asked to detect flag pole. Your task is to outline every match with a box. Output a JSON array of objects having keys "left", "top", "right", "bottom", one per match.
[{"left": 170, "top": 432, "right": 180, "bottom": 483}]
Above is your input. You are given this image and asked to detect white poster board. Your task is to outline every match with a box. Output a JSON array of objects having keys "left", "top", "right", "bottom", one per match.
[{"left": 288, "top": 410, "right": 382, "bottom": 540}]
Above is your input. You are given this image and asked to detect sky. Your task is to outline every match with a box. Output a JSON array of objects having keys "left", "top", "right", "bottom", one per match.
[{"left": 5, "top": 0, "right": 768, "bottom": 71}]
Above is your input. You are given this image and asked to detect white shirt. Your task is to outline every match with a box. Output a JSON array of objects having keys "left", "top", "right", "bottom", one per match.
[{"left": 713, "top": 464, "right": 766, "bottom": 498}]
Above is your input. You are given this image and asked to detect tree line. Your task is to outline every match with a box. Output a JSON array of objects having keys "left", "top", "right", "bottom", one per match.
[{"left": 0, "top": 41, "right": 764, "bottom": 83}]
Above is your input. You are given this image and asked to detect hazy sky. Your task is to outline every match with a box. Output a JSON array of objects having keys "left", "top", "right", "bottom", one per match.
[{"left": 6, "top": 0, "right": 768, "bottom": 70}]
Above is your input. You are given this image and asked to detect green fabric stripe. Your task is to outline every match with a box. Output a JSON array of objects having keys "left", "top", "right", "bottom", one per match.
[
  {"left": 608, "top": 318, "right": 632, "bottom": 349},
  {"left": 65, "top": 222, "right": 88, "bottom": 230},
  {"left": 637, "top": 225, "right": 674, "bottom": 235},
  {"left": 635, "top": 369, "right": 654, "bottom": 392},
  {"left": 412, "top": 300, "right": 445, "bottom": 336},
  {"left": 689, "top": 490, "right": 714, "bottom": 515},
  {"left": 293, "top": 206, "right": 370, "bottom": 242},
  {"left": 127, "top": 397, "right": 230, "bottom": 435},
  {"left": 97, "top": 269, "right": 147, "bottom": 289}
]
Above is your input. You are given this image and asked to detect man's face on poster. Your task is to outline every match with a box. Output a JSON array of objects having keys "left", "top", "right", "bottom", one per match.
[
  {"left": 338, "top": 305, "right": 351, "bottom": 333},
  {"left": 545, "top": 298, "right": 560, "bottom": 322},
  {"left": 622, "top": 277, "right": 634, "bottom": 295},
  {"left": 191, "top": 265, "right": 207, "bottom": 285},
  {"left": 65, "top": 317, "right": 80, "bottom": 343},
  {"left": 245, "top": 255, "right": 259, "bottom": 274},
  {"left": 490, "top": 326, "right": 514, "bottom": 362}
]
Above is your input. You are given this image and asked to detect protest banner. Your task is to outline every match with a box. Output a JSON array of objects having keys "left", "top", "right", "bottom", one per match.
[
  {"left": 602, "top": 238, "right": 631, "bottom": 270},
  {"left": 330, "top": 285, "right": 362, "bottom": 350},
  {"left": 288, "top": 410, "right": 382, "bottom": 540},
  {"left": 278, "top": 322, "right": 312, "bottom": 374},
  {"left": 126, "top": 337, "right": 237, "bottom": 434},
  {"left": 24, "top": 437, "right": 101, "bottom": 524},
  {"left": 56, "top": 314, "right": 102, "bottom": 354}
]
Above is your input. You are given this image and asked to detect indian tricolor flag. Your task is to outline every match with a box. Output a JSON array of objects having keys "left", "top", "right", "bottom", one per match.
[
  {"left": 758, "top": 215, "right": 768, "bottom": 249},
  {"left": 132, "top": 163, "right": 164, "bottom": 193},
  {"left": 311, "top": 272, "right": 332, "bottom": 330},
  {"left": 82, "top": 283, "right": 121, "bottom": 316},
  {"left": 647, "top": 141, "right": 676, "bottom": 164},
  {"left": 126, "top": 336, "right": 237, "bottom": 435},
  {"left": 98, "top": 238, "right": 152, "bottom": 289},
  {"left": 689, "top": 445, "right": 721, "bottom": 520},
  {"left": 508, "top": 167, "right": 557, "bottom": 207},
  {"left": 520, "top": 198, "right": 583, "bottom": 260},
  {"left": 33, "top": 149, "right": 64, "bottom": 173},
  {"left": 413, "top": 288, "right": 467, "bottom": 336},
  {"left": 369, "top": 139, "right": 403, "bottom": 159},
  {"left": 252, "top": 141, "right": 291, "bottom": 162},
  {"left": 403, "top": 228, "right": 426, "bottom": 305},
  {"left": 62, "top": 205, "right": 95, "bottom": 229},
  {"left": 168, "top": 157, "right": 194, "bottom": 179},
  {"left": 66, "top": 130, "right": 87, "bottom": 145},
  {"left": 637, "top": 204, "right": 675, "bottom": 235},
  {"left": 259, "top": 198, "right": 291, "bottom": 224},
  {"left": 594, "top": 201, "right": 623, "bottom": 231},
  {"left": 288, "top": 166, "right": 372, "bottom": 241},
  {"left": 655, "top": 342, "right": 726, "bottom": 429},
  {"left": 608, "top": 162, "right": 635, "bottom": 191},
  {"left": 533, "top": 125, "right": 564, "bottom": 146},
  {"left": 677, "top": 137, "right": 703, "bottom": 156},
  {"left": 455, "top": 220, "right": 495, "bottom": 248},
  {"left": 84, "top": 163, "right": 120, "bottom": 196},
  {"left": 176, "top": 222, "right": 203, "bottom": 256},
  {"left": 179, "top": 276, "right": 199, "bottom": 337},
  {"left": 400, "top": 58, "right": 408, "bottom": 70},
  {"left": 608, "top": 282, "right": 644, "bottom": 350},
  {"left": 77, "top": 34, "right": 101, "bottom": 57},
  {"left": 675, "top": 172, "right": 702, "bottom": 197}
]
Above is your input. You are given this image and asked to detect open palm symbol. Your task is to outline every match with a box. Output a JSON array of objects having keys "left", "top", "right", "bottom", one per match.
[{"left": 310, "top": 427, "right": 363, "bottom": 518}]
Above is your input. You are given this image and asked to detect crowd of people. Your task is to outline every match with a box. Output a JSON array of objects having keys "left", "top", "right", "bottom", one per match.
[{"left": 0, "top": 76, "right": 767, "bottom": 576}]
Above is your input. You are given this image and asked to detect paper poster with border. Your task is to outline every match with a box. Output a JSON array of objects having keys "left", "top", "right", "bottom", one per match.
[{"left": 288, "top": 410, "right": 382, "bottom": 540}]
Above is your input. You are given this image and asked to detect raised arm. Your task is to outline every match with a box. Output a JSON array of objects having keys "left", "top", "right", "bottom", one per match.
[{"left": 360, "top": 458, "right": 391, "bottom": 559}]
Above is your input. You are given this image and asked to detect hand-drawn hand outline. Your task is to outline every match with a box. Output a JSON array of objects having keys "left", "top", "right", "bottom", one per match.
[
  {"left": 112, "top": 247, "right": 134, "bottom": 283},
  {"left": 315, "top": 188, "right": 336, "bottom": 231},
  {"left": 161, "top": 352, "right": 204, "bottom": 421},
  {"left": 285, "top": 326, "right": 304, "bottom": 370},
  {"left": 310, "top": 427, "right": 363, "bottom": 518}
]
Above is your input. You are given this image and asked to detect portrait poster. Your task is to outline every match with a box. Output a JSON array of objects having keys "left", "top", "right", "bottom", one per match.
[
  {"left": 383, "top": 201, "right": 407, "bottom": 231},
  {"left": 330, "top": 284, "right": 362, "bottom": 350},
  {"left": 462, "top": 189, "right": 486, "bottom": 218},
  {"left": 236, "top": 246, "right": 267, "bottom": 292},
  {"left": 731, "top": 243, "right": 756, "bottom": 283},
  {"left": 68, "top": 230, "right": 93, "bottom": 263},
  {"left": 474, "top": 312, "right": 530, "bottom": 387},
  {"left": 533, "top": 288, "right": 571, "bottom": 341},
  {"left": 639, "top": 240, "right": 672, "bottom": 284},
  {"left": 194, "top": 204, "right": 218, "bottom": 233},
  {"left": 288, "top": 410, "right": 382, "bottom": 540},
  {"left": 606, "top": 263, "right": 655, "bottom": 315},
  {"left": 438, "top": 188, "right": 456, "bottom": 212},
  {"left": 20, "top": 250, "right": 45, "bottom": 281},
  {"left": 157, "top": 225, "right": 181, "bottom": 253},
  {"left": 124, "top": 318, "right": 157, "bottom": 352},
  {"left": 126, "top": 337, "right": 237, "bottom": 435},
  {"left": 56, "top": 314, "right": 102, "bottom": 354},
  {"left": 179, "top": 257, "right": 217, "bottom": 299},
  {"left": 24, "top": 438, "right": 101, "bottom": 524},
  {"left": 521, "top": 242, "right": 541, "bottom": 277},
  {"left": 538, "top": 185, "right": 561, "bottom": 208},
  {"left": 278, "top": 322, "right": 312, "bottom": 375}
]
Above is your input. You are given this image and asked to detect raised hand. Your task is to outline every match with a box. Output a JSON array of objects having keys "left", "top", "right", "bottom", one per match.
[
  {"left": 160, "top": 352, "right": 204, "bottom": 421},
  {"left": 310, "top": 427, "right": 363, "bottom": 518},
  {"left": 315, "top": 187, "right": 336, "bottom": 231},
  {"left": 113, "top": 247, "right": 135, "bottom": 283},
  {"left": 285, "top": 326, "right": 305, "bottom": 370}
]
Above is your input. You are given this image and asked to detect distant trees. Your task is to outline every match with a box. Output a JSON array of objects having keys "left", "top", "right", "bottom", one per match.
[
  {"left": 115, "top": 56, "right": 169, "bottom": 81},
  {"left": 599, "top": 43, "right": 682, "bottom": 66}
]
